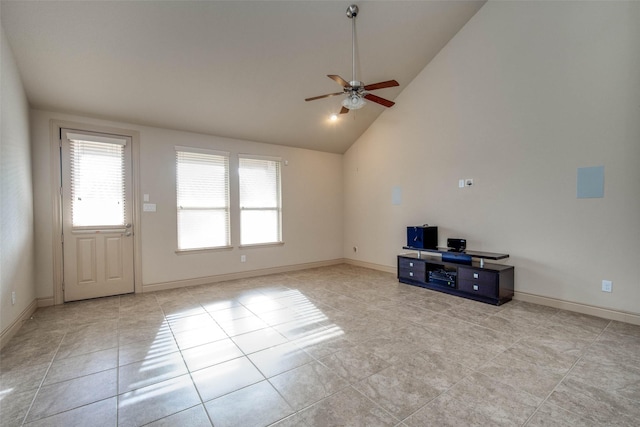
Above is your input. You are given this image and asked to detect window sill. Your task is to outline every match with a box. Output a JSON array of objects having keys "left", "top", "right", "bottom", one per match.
[
  {"left": 175, "top": 246, "right": 233, "bottom": 255},
  {"left": 239, "top": 242, "right": 284, "bottom": 249}
]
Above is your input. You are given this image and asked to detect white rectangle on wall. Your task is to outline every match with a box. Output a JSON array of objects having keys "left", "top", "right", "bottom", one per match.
[{"left": 392, "top": 186, "right": 402, "bottom": 205}]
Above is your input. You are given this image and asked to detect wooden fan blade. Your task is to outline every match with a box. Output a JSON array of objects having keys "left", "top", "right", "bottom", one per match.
[
  {"left": 305, "top": 92, "right": 344, "bottom": 102},
  {"left": 339, "top": 106, "right": 349, "bottom": 114},
  {"left": 364, "top": 80, "right": 399, "bottom": 91},
  {"left": 364, "top": 93, "right": 395, "bottom": 108},
  {"left": 328, "top": 75, "right": 351, "bottom": 88}
]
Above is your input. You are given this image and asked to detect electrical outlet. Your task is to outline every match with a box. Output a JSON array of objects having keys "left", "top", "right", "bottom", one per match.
[
  {"left": 458, "top": 179, "right": 465, "bottom": 188},
  {"left": 602, "top": 280, "right": 612, "bottom": 292},
  {"left": 353, "top": 246, "right": 358, "bottom": 253},
  {"left": 11, "top": 291, "right": 16, "bottom": 305},
  {"left": 241, "top": 255, "right": 246, "bottom": 263}
]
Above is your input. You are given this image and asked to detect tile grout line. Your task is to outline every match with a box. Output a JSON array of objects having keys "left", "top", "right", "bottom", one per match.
[
  {"left": 19, "top": 324, "right": 68, "bottom": 426},
  {"left": 520, "top": 318, "right": 613, "bottom": 426},
  {"left": 481, "top": 308, "right": 567, "bottom": 426},
  {"left": 183, "top": 285, "right": 240, "bottom": 426},
  {"left": 155, "top": 290, "right": 211, "bottom": 426},
  {"left": 116, "top": 295, "right": 123, "bottom": 427},
  {"left": 398, "top": 304, "right": 559, "bottom": 426}
]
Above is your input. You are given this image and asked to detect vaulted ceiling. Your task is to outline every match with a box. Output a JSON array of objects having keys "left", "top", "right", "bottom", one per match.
[{"left": 1, "top": 1, "right": 485, "bottom": 153}]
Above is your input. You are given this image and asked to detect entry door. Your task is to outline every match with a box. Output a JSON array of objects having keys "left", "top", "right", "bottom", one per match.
[{"left": 61, "top": 129, "right": 134, "bottom": 301}]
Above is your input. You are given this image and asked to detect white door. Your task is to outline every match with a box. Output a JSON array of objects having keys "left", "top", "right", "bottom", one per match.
[{"left": 61, "top": 129, "right": 134, "bottom": 301}]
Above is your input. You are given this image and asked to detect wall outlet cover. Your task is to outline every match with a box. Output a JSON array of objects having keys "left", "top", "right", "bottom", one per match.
[{"left": 602, "top": 280, "right": 612, "bottom": 292}]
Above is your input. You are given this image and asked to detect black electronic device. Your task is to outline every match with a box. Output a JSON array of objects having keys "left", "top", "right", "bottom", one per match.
[
  {"left": 407, "top": 225, "right": 438, "bottom": 250},
  {"left": 442, "top": 251, "right": 472, "bottom": 265},
  {"left": 428, "top": 269, "right": 457, "bottom": 288},
  {"left": 447, "top": 238, "right": 466, "bottom": 252}
]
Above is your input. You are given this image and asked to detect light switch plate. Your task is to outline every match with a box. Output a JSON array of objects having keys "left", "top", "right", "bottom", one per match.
[{"left": 143, "top": 203, "right": 157, "bottom": 212}]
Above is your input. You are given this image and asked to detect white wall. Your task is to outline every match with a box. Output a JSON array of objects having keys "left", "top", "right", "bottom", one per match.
[
  {"left": 31, "top": 110, "right": 343, "bottom": 298},
  {"left": 344, "top": 1, "right": 640, "bottom": 315},
  {"left": 1, "top": 23, "right": 36, "bottom": 333}
]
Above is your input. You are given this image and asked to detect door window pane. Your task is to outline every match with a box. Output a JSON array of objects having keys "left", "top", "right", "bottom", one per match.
[{"left": 70, "top": 139, "right": 125, "bottom": 227}]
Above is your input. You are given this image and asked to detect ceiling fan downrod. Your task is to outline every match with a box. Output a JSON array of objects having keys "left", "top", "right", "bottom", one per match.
[{"left": 347, "top": 5, "right": 359, "bottom": 86}]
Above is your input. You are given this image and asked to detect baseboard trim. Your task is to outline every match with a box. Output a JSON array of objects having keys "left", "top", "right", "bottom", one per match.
[
  {"left": 36, "top": 260, "right": 638, "bottom": 326},
  {"left": 514, "top": 291, "right": 640, "bottom": 326},
  {"left": 0, "top": 299, "right": 38, "bottom": 350},
  {"left": 143, "top": 259, "right": 346, "bottom": 293},
  {"left": 37, "top": 297, "right": 55, "bottom": 307},
  {"left": 344, "top": 258, "right": 396, "bottom": 275},
  {"left": 344, "top": 260, "right": 640, "bottom": 325}
]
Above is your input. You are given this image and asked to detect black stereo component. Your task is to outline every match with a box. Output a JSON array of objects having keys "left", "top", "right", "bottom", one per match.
[
  {"left": 428, "top": 269, "right": 457, "bottom": 288},
  {"left": 407, "top": 225, "right": 438, "bottom": 249},
  {"left": 447, "top": 238, "right": 466, "bottom": 252}
]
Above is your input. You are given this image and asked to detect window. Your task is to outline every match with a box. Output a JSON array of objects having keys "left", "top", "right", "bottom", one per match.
[
  {"left": 68, "top": 133, "right": 127, "bottom": 227},
  {"left": 176, "top": 147, "right": 230, "bottom": 250},
  {"left": 239, "top": 155, "right": 282, "bottom": 245}
]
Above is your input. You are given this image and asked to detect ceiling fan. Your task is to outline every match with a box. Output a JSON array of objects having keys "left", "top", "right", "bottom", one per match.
[{"left": 305, "top": 4, "right": 399, "bottom": 115}]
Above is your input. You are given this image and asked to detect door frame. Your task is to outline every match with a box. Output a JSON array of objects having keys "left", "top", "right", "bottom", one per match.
[{"left": 50, "top": 119, "right": 142, "bottom": 305}]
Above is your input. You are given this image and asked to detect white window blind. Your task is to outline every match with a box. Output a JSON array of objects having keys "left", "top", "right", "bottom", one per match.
[
  {"left": 239, "top": 156, "right": 282, "bottom": 245},
  {"left": 176, "top": 148, "right": 230, "bottom": 250},
  {"left": 69, "top": 137, "right": 126, "bottom": 227}
]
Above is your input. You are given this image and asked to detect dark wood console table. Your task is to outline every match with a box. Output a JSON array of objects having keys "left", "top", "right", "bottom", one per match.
[{"left": 398, "top": 247, "right": 514, "bottom": 305}]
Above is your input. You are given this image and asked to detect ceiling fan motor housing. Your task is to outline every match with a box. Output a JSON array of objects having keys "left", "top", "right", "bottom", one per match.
[{"left": 343, "top": 81, "right": 366, "bottom": 110}]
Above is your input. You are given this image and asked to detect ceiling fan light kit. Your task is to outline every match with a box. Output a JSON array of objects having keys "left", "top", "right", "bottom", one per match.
[
  {"left": 343, "top": 94, "right": 366, "bottom": 110},
  {"left": 305, "top": 4, "right": 399, "bottom": 115}
]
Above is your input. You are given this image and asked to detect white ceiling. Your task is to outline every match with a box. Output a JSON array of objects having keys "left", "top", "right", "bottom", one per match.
[{"left": 1, "top": 1, "right": 485, "bottom": 153}]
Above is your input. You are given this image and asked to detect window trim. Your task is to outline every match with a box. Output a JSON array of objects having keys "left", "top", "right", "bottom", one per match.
[
  {"left": 175, "top": 146, "right": 231, "bottom": 251},
  {"left": 238, "top": 154, "right": 283, "bottom": 246}
]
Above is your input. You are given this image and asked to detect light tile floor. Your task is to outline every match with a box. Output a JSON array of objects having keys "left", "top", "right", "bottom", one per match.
[{"left": 1, "top": 264, "right": 639, "bottom": 426}]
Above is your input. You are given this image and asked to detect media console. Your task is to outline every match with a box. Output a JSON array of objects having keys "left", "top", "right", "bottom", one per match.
[{"left": 398, "top": 247, "right": 514, "bottom": 305}]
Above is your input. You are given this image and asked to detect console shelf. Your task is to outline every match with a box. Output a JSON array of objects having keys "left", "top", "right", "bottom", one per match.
[
  {"left": 403, "top": 246, "right": 509, "bottom": 268},
  {"left": 397, "top": 250, "right": 514, "bottom": 306}
]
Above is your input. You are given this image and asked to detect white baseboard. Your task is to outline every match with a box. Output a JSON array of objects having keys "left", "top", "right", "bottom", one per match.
[
  {"left": 0, "top": 299, "right": 38, "bottom": 350},
  {"left": 33, "top": 261, "right": 640, "bottom": 327},
  {"left": 345, "top": 259, "right": 640, "bottom": 326},
  {"left": 514, "top": 291, "right": 640, "bottom": 326},
  {"left": 142, "top": 259, "right": 345, "bottom": 293},
  {"left": 37, "top": 297, "right": 55, "bottom": 307},
  {"left": 344, "top": 258, "right": 396, "bottom": 274}
]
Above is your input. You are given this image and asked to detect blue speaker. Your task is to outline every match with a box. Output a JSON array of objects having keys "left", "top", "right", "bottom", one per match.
[{"left": 406, "top": 226, "right": 438, "bottom": 249}]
